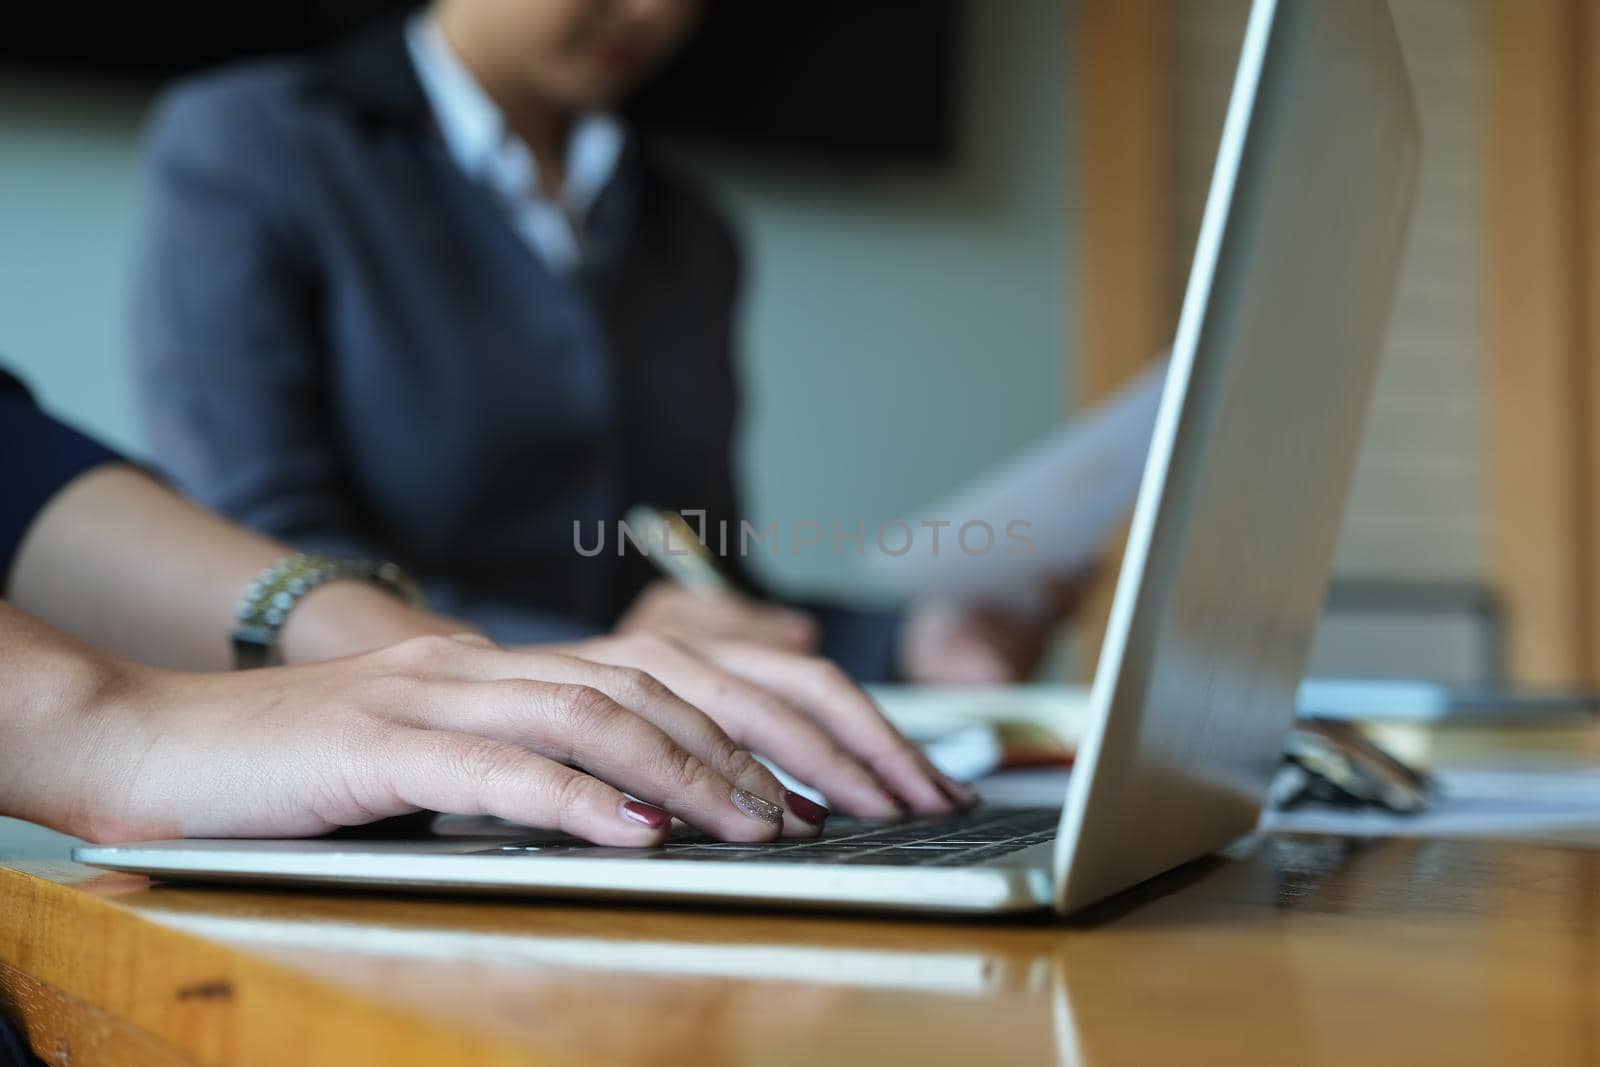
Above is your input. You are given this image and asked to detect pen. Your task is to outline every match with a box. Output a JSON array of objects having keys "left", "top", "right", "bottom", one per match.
[{"left": 623, "top": 505, "right": 733, "bottom": 598}]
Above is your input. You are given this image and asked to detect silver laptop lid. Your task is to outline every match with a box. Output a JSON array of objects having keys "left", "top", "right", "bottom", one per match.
[{"left": 1054, "top": 0, "right": 1420, "bottom": 912}]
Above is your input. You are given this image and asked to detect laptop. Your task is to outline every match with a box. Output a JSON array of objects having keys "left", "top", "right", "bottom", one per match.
[{"left": 76, "top": 0, "right": 1420, "bottom": 917}]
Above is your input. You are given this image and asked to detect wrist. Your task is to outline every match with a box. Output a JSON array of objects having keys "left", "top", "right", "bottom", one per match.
[
  {"left": 278, "top": 581, "right": 478, "bottom": 664},
  {"left": 0, "top": 630, "right": 148, "bottom": 838}
]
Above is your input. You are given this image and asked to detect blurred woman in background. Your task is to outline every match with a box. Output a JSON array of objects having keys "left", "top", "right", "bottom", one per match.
[{"left": 132, "top": 0, "right": 1077, "bottom": 686}]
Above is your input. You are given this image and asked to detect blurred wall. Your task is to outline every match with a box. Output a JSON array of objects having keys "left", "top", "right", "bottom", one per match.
[
  {"left": 0, "top": 0, "right": 1070, "bottom": 602},
  {"left": 681, "top": 0, "right": 1071, "bottom": 597},
  {"left": 0, "top": 75, "right": 151, "bottom": 456}
]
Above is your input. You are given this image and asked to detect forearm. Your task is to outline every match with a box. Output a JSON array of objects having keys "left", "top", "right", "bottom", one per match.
[
  {"left": 0, "top": 602, "right": 124, "bottom": 832},
  {"left": 6, "top": 464, "right": 473, "bottom": 671}
]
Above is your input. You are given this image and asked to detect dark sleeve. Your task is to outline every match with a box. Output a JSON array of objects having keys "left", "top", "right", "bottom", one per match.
[
  {"left": 800, "top": 600, "right": 905, "bottom": 684},
  {"left": 687, "top": 204, "right": 907, "bottom": 682},
  {"left": 0, "top": 1008, "right": 47, "bottom": 1066},
  {"left": 131, "top": 80, "right": 387, "bottom": 563},
  {"left": 0, "top": 369, "right": 121, "bottom": 592}
]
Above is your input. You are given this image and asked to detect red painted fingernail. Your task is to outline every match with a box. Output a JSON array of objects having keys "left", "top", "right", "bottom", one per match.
[
  {"left": 620, "top": 800, "right": 671, "bottom": 830},
  {"left": 783, "top": 790, "right": 831, "bottom": 827}
]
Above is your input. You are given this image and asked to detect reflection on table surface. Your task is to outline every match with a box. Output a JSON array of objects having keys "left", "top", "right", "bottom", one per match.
[{"left": 7, "top": 830, "right": 1596, "bottom": 1067}]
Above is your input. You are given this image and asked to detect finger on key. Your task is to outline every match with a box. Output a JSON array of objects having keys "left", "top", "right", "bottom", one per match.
[
  {"left": 403, "top": 648, "right": 817, "bottom": 836},
  {"left": 371, "top": 726, "right": 674, "bottom": 847},
  {"left": 567, "top": 634, "right": 896, "bottom": 823},
  {"left": 396, "top": 678, "right": 789, "bottom": 842},
  {"left": 698, "top": 643, "right": 961, "bottom": 816}
]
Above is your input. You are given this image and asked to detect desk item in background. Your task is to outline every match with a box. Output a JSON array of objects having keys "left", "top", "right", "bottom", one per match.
[
  {"left": 870, "top": 679, "right": 1600, "bottom": 741},
  {"left": 861, "top": 362, "right": 1166, "bottom": 610},
  {"left": 1265, "top": 766, "right": 1600, "bottom": 847},
  {"left": 768, "top": 690, "right": 1074, "bottom": 799},
  {"left": 915, "top": 723, "right": 1006, "bottom": 782},
  {"left": 1275, "top": 719, "right": 1434, "bottom": 814},
  {"left": 1306, "top": 580, "right": 1502, "bottom": 684},
  {"left": 867, "top": 683, "right": 1093, "bottom": 738},
  {"left": 1297, "top": 677, "right": 1600, "bottom": 723},
  {"left": 873, "top": 687, "right": 1434, "bottom": 812},
  {"left": 972, "top": 762, "right": 1600, "bottom": 850},
  {"left": 865, "top": 685, "right": 1082, "bottom": 783},
  {"left": 917, "top": 722, "right": 1074, "bottom": 783}
]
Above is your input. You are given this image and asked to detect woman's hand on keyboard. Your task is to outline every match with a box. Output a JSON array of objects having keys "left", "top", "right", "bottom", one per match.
[
  {"left": 5, "top": 618, "right": 840, "bottom": 846},
  {"left": 551, "top": 632, "right": 976, "bottom": 820}
]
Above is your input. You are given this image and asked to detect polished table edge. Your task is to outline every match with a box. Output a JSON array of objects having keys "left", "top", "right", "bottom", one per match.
[
  {"left": 0, "top": 861, "right": 567, "bottom": 1067},
  {"left": 3, "top": 828, "right": 1599, "bottom": 1067},
  {"left": 0, "top": 960, "right": 200, "bottom": 1067}
]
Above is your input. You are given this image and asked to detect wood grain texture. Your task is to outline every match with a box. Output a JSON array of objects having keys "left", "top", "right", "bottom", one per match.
[
  {"left": 0, "top": 864, "right": 546, "bottom": 1067},
  {"left": 4, "top": 820, "right": 1600, "bottom": 1066},
  {"left": 0, "top": 963, "right": 198, "bottom": 1067}
]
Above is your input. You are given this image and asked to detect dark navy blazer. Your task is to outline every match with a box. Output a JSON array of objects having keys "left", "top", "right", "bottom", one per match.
[
  {"left": 132, "top": 23, "right": 901, "bottom": 678},
  {"left": 0, "top": 369, "right": 119, "bottom": 592}
]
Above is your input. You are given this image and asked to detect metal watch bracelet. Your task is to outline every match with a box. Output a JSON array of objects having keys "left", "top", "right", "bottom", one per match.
[{"left": 230, "top": 554, "right": 426, "bottom": 669}]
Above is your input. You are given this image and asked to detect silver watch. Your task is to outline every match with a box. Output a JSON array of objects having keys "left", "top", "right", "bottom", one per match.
[{"left": 230, "top": 554, "right": 425, "bottom": 669}]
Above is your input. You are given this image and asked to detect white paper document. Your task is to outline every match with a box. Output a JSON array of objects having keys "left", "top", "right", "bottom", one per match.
[
  {"left": 861, "top": 361, "right": 1167, "bottom": 607},
  {"left": 964, "top": 765, "right": 1600, "bottom": 848},
  {"left": 1264, "top": 767, "right": 1600, "bottom": 847}
]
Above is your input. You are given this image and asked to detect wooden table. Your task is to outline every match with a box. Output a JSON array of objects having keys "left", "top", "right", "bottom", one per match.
[{"left": 2, "top": 816, "right": 1598, "bottom": 1067}]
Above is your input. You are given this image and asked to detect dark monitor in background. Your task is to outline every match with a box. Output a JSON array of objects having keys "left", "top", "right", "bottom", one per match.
[
  {"left": 0, "top": 2, "right": 415, "bottom": 80},
  {"left": 630, "top": 1, "right": 960, "bottom": 166},
  {"left": 2, "top": 0, "right": 961, "bottom": 168}
]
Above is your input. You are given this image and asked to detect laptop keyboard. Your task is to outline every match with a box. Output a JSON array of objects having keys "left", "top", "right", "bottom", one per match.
[{"left": 469, "top": 806, "right": 1059, "bottom": 867}]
